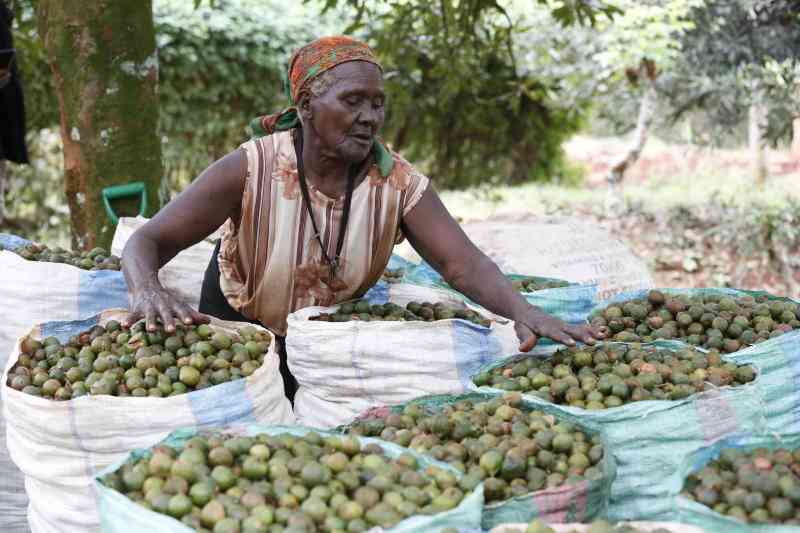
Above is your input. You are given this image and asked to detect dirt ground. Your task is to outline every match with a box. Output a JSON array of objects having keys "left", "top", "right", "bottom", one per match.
[
  {"left": 566, "top": 136, "right": 800, "bottom": 297},
  {"left": 566, "top": 135, "right": 800, "bottom": 191}
]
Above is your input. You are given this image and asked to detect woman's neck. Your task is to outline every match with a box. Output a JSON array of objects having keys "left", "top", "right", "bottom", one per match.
[{"left": 300, "top": 127, "right": 351, "bottom": 198}]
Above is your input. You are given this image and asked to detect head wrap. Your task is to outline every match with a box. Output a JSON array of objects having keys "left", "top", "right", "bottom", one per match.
[{"left": 249, "top": 36, "right": 393, "bottom": 176}]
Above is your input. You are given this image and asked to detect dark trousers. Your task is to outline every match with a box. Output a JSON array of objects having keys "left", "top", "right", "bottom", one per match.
[{"left": 199, "top": 242, "right": 298, "bottom": 403}]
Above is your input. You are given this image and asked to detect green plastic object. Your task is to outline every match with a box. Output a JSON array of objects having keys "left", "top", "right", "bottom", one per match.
[{"left": 101, "top": 182, "right": 147, "bottom": 225}]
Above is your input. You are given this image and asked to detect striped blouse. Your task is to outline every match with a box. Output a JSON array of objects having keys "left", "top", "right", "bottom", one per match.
[{"left": 217, "top": 130, "right": 429, "bottom": 336}]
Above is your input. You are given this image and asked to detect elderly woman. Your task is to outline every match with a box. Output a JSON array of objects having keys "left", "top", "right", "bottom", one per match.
[{"left": 122, "top": 36, "right": 603, "bottom": 401}]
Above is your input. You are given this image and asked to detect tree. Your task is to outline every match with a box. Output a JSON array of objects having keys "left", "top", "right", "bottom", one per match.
[
  {"left": 665, "top": 0, "right": 800, "bottom": 183},
  {"left": 36, "top": 0, "right": 162, "bottom": 249},
  {"left": 591, "top": 0, "right": 702, "bottom": 188},
  {"left": 793, "top": 114, "right": 800, "bottom": 158},
  {"left": 12, "top": 0, "right": 626, "bottom": 248},
  {"left": 8, "top": 0, "right": 344, "bottom": 243}
]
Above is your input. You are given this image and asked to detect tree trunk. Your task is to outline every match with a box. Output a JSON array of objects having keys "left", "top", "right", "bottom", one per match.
[
  {"left": 748, "top": 85, "right": 768, "bottom": 186},
  {"left": 0, "top": 159, "right": 6, "bottom": 221},
  {"left": 391, "top": 113, "right": 413, "bottom": 153},
  {"left": 791, "top": 117, "right": 800, "bottom": 158},
  {"left": 605, "top": 75, "right": 658, "bottom": 187},
  {"left": 508, "top": 94, "right": 542, "bottom": 185},
  {"left": 37, "top": 0, "right": 162, "bottom": 250}
]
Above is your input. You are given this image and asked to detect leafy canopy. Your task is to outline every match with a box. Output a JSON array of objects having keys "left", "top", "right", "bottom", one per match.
[{"left": 662, "top": 0, "right": 800, "bottom": 143}]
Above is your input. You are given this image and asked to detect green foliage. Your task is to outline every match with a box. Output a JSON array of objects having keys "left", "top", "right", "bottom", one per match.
[
  {"left": 566, "top": 0, "right": 800, "bottom": 146},
  {"left": 594, "top": 0, "right": 701, "bottom": 70},
  {"left": 10, "top": 0, "right": 343, "bottom": 197},
  {"left": 661, "top": 0, "right": 800, "bottom": 144},
  {"left": 155, "top": 0, "right": 344, "bottom": 195},
  {"left": 9, "top": 0, "right": 59, "bottom": 131},
  {"left": 680, "top": 0, "right": 800, "bottom": 74},
  {"left": 315, "top": 0, "right": 614, "bottom": 188},
  {"left": 320, "top": 0, "right": 621, "bottom": 30},
  {"left": 558, "top": 0, "right": 704, "bottom": 137},
  {"left": 541, "top": 0, "right": 621, "bottom": 26},
  {"left": 11, "top": 0, "right": 616, "bottom": 199}
]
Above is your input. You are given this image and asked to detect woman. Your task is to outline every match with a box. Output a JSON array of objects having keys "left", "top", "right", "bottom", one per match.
[{"left": 122, "top": 36, "right": 603, "bottom": 401}]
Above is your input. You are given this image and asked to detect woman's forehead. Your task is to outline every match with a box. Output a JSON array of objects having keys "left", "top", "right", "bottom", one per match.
[{"left": 327, "top": 61, "right": 383, "bottom": 86}]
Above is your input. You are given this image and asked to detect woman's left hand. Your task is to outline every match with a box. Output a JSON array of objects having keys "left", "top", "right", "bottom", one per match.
[
  {"left": 514, "top": 307, "right": 606, "bottom": 352},
  {"left": 400, "top": 187, "right": 608, "bottom": 352}
]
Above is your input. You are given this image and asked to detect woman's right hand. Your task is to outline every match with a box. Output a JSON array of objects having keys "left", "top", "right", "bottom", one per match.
[
  {"left": 123, "top": 280, "right": 209, "bottom": 333},
  {"left": 120, "top": 150, "right": 246, "bottom": 334}
]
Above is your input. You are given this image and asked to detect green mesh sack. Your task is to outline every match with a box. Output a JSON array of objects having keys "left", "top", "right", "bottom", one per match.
[
  {"left": 589, "top": 288, "right": 797, "bottom": 311},
  {"left": 674, "top": 433, "right": 800, "bottom": 533},
  {"left": 723, "top": 330, "right": 800, "bottom": 436},
  {"left": 471, "top": 340, "right": 768, "bottom": 523},
  {"left": 341, "top": 391, "right": 616, "bottom": 529},
  {"left": 585, "top": 286, "right": 800, "bottom": 448},
  {"left": 95, "top": 424, "right": 484, "bottom": 533}
]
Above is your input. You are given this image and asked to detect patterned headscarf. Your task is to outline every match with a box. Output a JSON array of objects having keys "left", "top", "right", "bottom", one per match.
[{"left": 249, "top": 36, "right": 393, "bottom": 176}]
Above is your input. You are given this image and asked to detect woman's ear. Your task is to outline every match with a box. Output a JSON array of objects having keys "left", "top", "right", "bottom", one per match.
[{"left": 298, "top": 94, "right": 313, "bottom": 122}]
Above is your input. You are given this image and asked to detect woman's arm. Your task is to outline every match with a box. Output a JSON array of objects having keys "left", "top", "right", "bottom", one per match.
[
  {"left": 401, "top": 186, "right": 604, "bottom": 351},
  {"left": 122, "top": 149, "right": 247, "bottom": 332}
]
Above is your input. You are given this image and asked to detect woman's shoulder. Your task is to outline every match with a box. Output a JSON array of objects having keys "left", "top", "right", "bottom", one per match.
[
  {"left": 238, "top": 130, "right": 296, "bottom": 174},
  {"left": 239, "top": 130, "right": 293, "bottom": 155},
  {"left": 236, "top": 130, "right": 297, "bottom": 191},
  {"left": 381, "top": 147, "right": 429, "bottom": 193}
]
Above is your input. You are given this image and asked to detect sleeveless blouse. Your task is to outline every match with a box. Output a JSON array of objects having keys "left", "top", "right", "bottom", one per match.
[{"left": 217, "top": 130, "right": 429, "bottom": 335}]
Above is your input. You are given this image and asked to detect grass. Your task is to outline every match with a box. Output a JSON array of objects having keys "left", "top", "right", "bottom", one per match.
[{"left": 439, "top": 138, "right": 800, "bottom": 221}]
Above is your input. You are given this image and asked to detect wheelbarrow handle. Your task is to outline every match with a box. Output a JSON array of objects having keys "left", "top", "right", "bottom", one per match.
[{"left": 102, "top": 182, "right": 148, "bottom": 225}]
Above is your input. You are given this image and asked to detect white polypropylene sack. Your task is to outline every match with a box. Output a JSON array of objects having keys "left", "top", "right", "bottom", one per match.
[
  {"left": 0, "top": 250, "right": 129, "bottom": 370},
  {"left": 0, "top": 248, "right": 32, "bottom": 533},
  {"left": 2, "top": 309, "right": 294, "bottom": 533},
  {"left": 287, "top": 283, "right": 520, "bottom": 429},
  {"left": 0, "top": 440, "right": 28, "bottom": 533},
  {"left": 0, "top": 246, "right": 129, "bottom": 533},
  {"left": 395, "top": 216, "right": 653, "bottom": 301},
  {"left": 111, "top": 216, "right": 219, "bottom": 310}
]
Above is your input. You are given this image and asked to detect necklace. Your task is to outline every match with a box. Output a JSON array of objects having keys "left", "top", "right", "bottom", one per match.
[{"left": 293, "top": 128, "right": 359, "bottom": 279}]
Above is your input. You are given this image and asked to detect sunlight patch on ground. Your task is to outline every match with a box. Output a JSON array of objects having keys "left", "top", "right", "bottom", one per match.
[{"left": 440, "top": 135, "right": 800, "bottom": 222}]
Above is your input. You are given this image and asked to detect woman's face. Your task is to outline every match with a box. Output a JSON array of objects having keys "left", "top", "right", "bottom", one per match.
[{"left": 303, "top": 61, "right": 385, "bottom": 164}]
